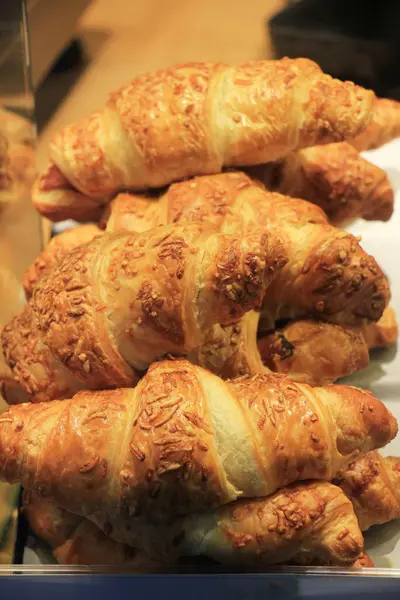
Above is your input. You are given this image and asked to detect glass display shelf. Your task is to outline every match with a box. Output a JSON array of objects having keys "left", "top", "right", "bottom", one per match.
[{"left": 0, "top": 566, "right": 400, "bottom": 600}]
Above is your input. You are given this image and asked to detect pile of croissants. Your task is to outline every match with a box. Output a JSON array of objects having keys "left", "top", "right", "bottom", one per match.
[{"left": 0, "top": 57, "right": 400, "bottom": 570}]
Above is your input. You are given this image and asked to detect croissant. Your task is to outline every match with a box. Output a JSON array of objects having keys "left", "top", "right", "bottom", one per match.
[
  {"left": 360, "top": 305, "right": 398, "bottom": 349},
  {"left": 0, "top": 142, "right": 36, "bottom": 213},
  {"left": 105, "top": 172, "right": 390, "bottom": 326},
  {"left": 23, "top": 224, "right": 102, "bottom": 299},
  {"left": 0, "top": 267, "right": 29, "bottom": 405},
  {"left": 258, "top": 306, "right": 398, "bottom": 386},
  {"left": 350, "top": 97, "right": 400, "bottom": 152},
  {"left": 31, "top": 58, "right": 374, "bottom": 221},
  {"left": 0, "top": 134, "right": 17, "bottom": 210},
  {"left": 246, "top": 142, "right": 394, "bottom": 225},
  {"left": 19, "top": 215, "right": 393, "bottom": 389},
  {"left": 3, "top": 222, "right": 285, "bottom": 402},
  {"left": 190, "top": 304, "right": 397, "bottom": 385},
  {"left": 0, "top": 107, "right": 35, "bottom": 147},
  {"left": 0, "top": 360, "right": 396, "bottom": 552},
  {"left": 352, "top": 553, "right": 375, "bottom": 568},
  {"left": 23, "top": 481, "right": 367, "bottom": 568},
  {"left": 22, "top": 492, "right": 159, "bottom": 569},
  {"left": 334, "top": 451, "right": 400, "bottom": 532}
]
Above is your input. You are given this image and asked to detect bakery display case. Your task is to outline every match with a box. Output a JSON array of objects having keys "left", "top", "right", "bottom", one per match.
[
  {"left": 0, "top": 0, "right": 41, "bottom": 567},
  {"left": 1, "top": 1, "right": 400, "bottom": 597}
]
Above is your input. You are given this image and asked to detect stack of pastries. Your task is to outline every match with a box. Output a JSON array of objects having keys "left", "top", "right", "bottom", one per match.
[{"left": 1, "top": 58, "right": 400, "bottom": 570}]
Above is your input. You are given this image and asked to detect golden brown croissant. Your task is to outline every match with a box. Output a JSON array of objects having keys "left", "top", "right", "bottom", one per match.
[
  {"left": 22, "top": 492, "right": 159, "bottom": 569},
  {"left": 247, "top": 142, "right": 394, "bottom": 225},
  {"left": 19, "top": 217, "right": 394, "bottom": 389},
  {"left": 7, "top": 142, "right": 36, "bottom": 188},
  {"left": 0, "top": 134, "right": 16, "bottom": 210},
  {"left": 32, "top": 58, "right": 374, "bottom": 222},
  {"left": 258, "top": 306, "right": 398, "bottom": 386},
  {"left": 23, "top": 481, "right": 366, "bottom": 568},
  {"left": 334, "top": 451, "right": 400, "bottom": 532},
  {"left": 258, "top": 319, "right": 369, "bottom": 387},
  {"left": 3, "top": 222, "right": 285, "bottom": 402},
  {"left": 352, "top": 553, "right": 375, "bottom": 568},
  {"left": 0, "top": 132, "right": 36, "bottom": 212},
  {"left": 190, "top": 305, "right": 397, "bottom": 385},
  {"left": 105, "top": 172, "right": 390, "bottom": 327},
  {"left": 0, "top": 360, "right": 396, "bottom": 552},
  {"left": 350, "top": 97, "right": 400, "bottom": 151},
  {"left": 0, "top": 266, "right": 29, "bottom": 405},
  {"left": 0, "top": 107, "right": 35, "bottom": 147},
  {"left": 23, "top": 224, "right": 102, "bottom": 299},
  {"left": 360, "top": 306, "right": 398, "bottom": 349}
]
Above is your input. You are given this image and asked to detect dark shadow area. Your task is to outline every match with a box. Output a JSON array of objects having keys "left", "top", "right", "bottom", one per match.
[
  {"left": 365, "top": 520, "right": 400, "bottom": 567},
  {"left": 34, "top": 29, "right": 111, "bottom": 132}
]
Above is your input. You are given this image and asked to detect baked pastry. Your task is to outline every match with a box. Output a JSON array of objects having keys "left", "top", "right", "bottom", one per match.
[
  {"left": 0, "top": 107, "right": 35, "bottom": 147},
  {"left": 20, "top": 219, "right": 394, "bottom": 388},
  {"left": 247, "top": 142, "right": 394, "bottom": 224},
  {"left": 27, "top": 449, "right": 397, "bottom": 567},
  {"left": 23, "top": 224, "right": 102, "bottom": 299},
  {"left": 104, "top": 172, "right": 390, "bottom": 327},
  {"left": 32, "top": 58, "right": 374, "bottom": 221},
  {"left": 0, "top": 360, "right": 396, "bottom": 556},
  {"left": 350, "top": 97, "right": 400, "bottom": 151},
  {"left": 23, "top": 481, "right": 366, "bottom": 568},
  {"left": 0, "top": 266, "right": 28, "bottom": 405},
  {"left": 0, "top": 110, "right": 36, "bottom": 211},
  {"left": 258, "top": 306, "right": 398, "bottom": 386},
  {"left": 3, "top": 223, "right": 285, "bottom": 402},
  {"left": 333, "top": 451, "right": 400, "bottom": 532}
]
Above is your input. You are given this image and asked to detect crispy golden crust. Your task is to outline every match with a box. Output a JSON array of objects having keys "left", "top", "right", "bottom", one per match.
[
  {"left": 106, "top": 172, "right": 390, "bottom": 326},
  {"left": 7, "top": 143, "right": 36, "bottom": 186},
  {"left": 0, "top": 108, "right": 35, "bottom": 147},
  {"left": 22, "top": 493, "right": 158, "bottom": 569},
  {"left": 3, "top": 222, "right": 283, "bottom": 402},
  {"left": 257, "top": 306, "right": 398, "bottom": 386},
  {"left": 2, "top": 304, "right": 86, "bottom": 403},
  {"left": 185, "top": 481, "right": 363, "bottom": 567},
  {"left": 248, "top": 142, "right": 394, "bottom": 224},
  {"left": 23, "top": 225, "right": 103, "bottom": 299},
  {"left": 0, "top": 132, "right": 36, "bottom": 210},
  {"left": 0, "top": 109, "right": 36, "bottom": 211},
  {"left": 352, "top": 552, "right": 375, "bottom": 568},
  {"left": 334, "top": 452, "right": 400, "bottom": 532},
  {"left": 351, "top": 98, "right": 400, "bottom": 151},
  {"left": 32, "top": 165, "right": 106, "bottom": 223},
  {"left": 0, "top": 360, "right": 395, "bottom": 547},
  {"left": 32, "top": 58, "right": 374, "bottom": 221},
  {"left": 258, "top": 320, "right": 369, "bottom": 387},
  {"left": 23, "top": 481, "right": 366, "bottom": 568},
  {"left": 360, "top": 306, "right": 398, "bottom": 349},
  {"left": 22, "top": 490, "right": 82, "bottom": 548},
  {"left": 189, "top": 311, "right": 265, "bottom": 380},
  {"left": 0, "top": 266, "right": 30, "bottom": 405},
  {"left": 53, "top": 520, "right": 156, "bottom": 568},
  {"left": 197, "top": 306, "right": 397, "bottom": 387}
]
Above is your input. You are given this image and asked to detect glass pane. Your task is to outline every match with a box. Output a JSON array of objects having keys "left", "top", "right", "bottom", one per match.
[{"left": 0, "top": 0, "right": 41, "bottom": 565}]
